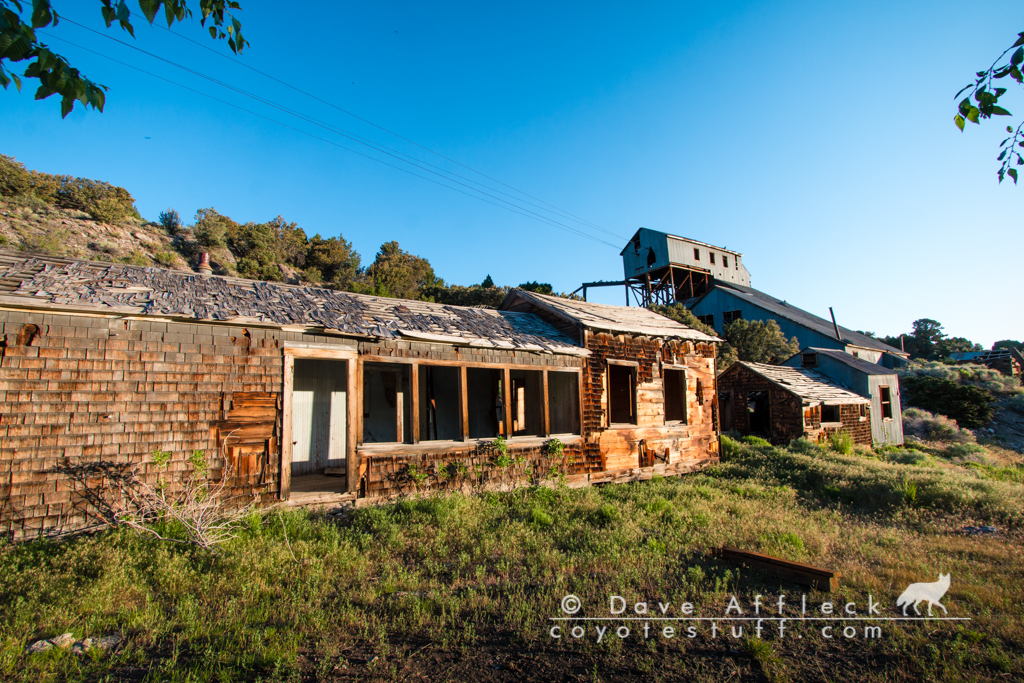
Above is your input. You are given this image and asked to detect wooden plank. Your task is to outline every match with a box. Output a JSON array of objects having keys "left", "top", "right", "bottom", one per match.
[
  {"left": 460, "top": 365, "right": 469, "bottom": 442},
  {"left": 358, "top": 354, "right": 584, "bottom": 371},
  {"left": 280, "top": 353, "right": 294, "bottom": 501},
  {"left": 350, "top": 357, "right": 360, "bottom": 493},
  {"left": 502, "top": 368, "right": 512, "bottom": 438},
  {"left": 411, "top": 362, "right": 420, "bottom": 444},
  {"left": 542, "top": 370, "right": 550, "bottom": 437},
  {"left": 719, "top": 547, "right": 840, "bottom": 592},
  {"left": 284, "top": 347, "right": 358, "bottom": 361}
]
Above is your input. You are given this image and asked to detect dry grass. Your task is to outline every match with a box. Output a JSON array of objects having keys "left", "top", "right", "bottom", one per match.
[{"left": 1, "top": 437, "right": 1022, "bottom": 682}]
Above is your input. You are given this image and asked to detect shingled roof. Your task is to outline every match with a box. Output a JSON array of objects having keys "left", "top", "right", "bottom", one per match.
[
  {"left": 0, "top": 251, "right": 585, "bottom": 354},
  {"left": 791, "top": 348, "right": 897, "bottom": 376},
  {"left": 734, "top": 361, "right": 870, "bottom": 406},
  {"left": 500, "top": 289, "right": 721, "bottom": 342},
  {"left": 687, "top": 282, "right": 905, "bottom": 356}
]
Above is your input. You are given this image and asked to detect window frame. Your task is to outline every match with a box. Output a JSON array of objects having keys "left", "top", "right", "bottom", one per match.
[
  {"left": 606, "top": 359, "right": 639, "bottom": 426},
  {"left": 879, "top": 385, "right": 893, "bottom": 421},
  {"left": 820, "top": 404, "right": 841, "bottom": 425},
  {"left": 663, "top": 365, "right": 688, "bottom": 425},
  {"left": 356, "top": 355, "right": 584, "bottom": 454}
]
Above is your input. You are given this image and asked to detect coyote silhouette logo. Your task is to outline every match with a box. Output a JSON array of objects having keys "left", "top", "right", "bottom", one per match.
[{"left": 896, "top": 574, "right": 951, "bottom": 616}]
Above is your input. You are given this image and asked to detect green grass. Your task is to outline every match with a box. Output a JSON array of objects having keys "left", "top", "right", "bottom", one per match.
[{"left": 2, "top": 436, "right": 1023, "bottom": 681}]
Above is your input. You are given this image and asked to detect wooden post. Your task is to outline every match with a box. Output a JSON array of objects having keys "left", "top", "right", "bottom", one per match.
[
  {"left": 280, "top": 352, "right": 294, "bottom": 501},
  {"left": 346, "top": 357, "right": 358, "bottom": 494},
  {"left": 502, "top": 368, "right": 512, "bottom": 438},
  {"left": 669, "top": 267, "right": 677, "bottom": 304},
  {"left": 410, "top": 362, "right": 420, "bottom": 444},
  {"left": 542, "top": 370, "right": 550, "bottom": 437},
  {"left": 460, "top": 365, "right": 469, "bottom": 442}
]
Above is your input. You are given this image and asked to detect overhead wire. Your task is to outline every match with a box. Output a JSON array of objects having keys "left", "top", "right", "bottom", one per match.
[
  {"left": 37, "top": 32, "right": 622, "bottom": 249},
  {"left": 124, "top": 10, "right": 625, "bottom": 240},
  {"left": 57, "top": 17, "right": 622, "bottom": 248}
]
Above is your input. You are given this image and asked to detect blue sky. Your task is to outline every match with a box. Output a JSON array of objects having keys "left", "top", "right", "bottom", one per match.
[{"left": 2, "top": 1, "right": 1021, "bottom": 346}]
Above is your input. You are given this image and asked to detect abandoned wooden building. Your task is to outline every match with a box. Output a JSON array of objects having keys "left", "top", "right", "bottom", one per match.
[
  {"left": 0, "top": 252, "right": 721, "bottom": 540},
  {"left": 717, "top": 361, "right": 872, "bottom": 446},
  {"left": 782, "top": 347, "right": 904, "bottom": 446}
]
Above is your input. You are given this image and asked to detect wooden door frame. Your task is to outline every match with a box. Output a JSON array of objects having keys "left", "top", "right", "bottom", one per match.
[{"left": 281, "top": 346, "right": 358, "bottom": 500}]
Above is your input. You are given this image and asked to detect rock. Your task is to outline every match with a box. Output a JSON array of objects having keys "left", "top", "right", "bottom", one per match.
[
  {"left": 71, "top": 638, "right": 93, "bottom": 655},
  {"left": 25, "top": 639, "right": 54, "bottom": 654},
  {"left": 52, "top": 633, "right": 75, "bottom": 649},
  {"left": 278, "top": 263, "right": 302, "bottom": 285},
  {"left": 93, "top": 635, "right": 122, "bottom": 651}
]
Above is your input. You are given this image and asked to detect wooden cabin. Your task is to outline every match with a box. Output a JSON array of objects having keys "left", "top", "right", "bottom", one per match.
[
  {"left": 0, "top": 252, "right": 720, "bottom": 540},
  {"left": 717, "top": 361, "right": 871, "bottom": 446}
]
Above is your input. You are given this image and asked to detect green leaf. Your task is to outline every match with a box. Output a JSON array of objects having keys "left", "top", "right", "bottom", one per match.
[
  {"left": 954, "top": 114, "right": 965, "bottom": 131},
  {"left": 139, "top": 0, "right": 160, "bottom": 23},
  {"left": 1010, "top": 126, "right": 1015, "bottom": 133},
  {"left": 1012, "top": 47, "right": 1024, "bottom": 67},
  {"left": 958, "top": 98, "right": 972, "bottom": 116},
  {"left": 991, "top": 106, "right": 1012, "bottom": 116},
  {"left": 1014, "top": 32, "right": 1024, "bottom": 48},
  {"left": 999, "top": 150, "right": 1007, "bottom": 161},
  {"left": 209, "top": 25, "right": 217, "bottom": 39},
  {"left": 60, "top": 93, "right": 73, "bottom": 118},
  {"left": 966, "top": 107, "right": 980, "bottom": 124},
  {"left": 30, "top": 0, "right": 53, "bottom": 29},
  {"left": 1009, "top": 168, "right": 1018, "bottom": 184}
]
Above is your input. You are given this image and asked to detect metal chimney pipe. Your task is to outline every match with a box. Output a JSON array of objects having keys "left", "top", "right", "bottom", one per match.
[
  {"left": 197, "top": 252, "right": 213, "bottom": 275},
  {"left": 829, "top": 307, "right": 842, "bottom": 341}
]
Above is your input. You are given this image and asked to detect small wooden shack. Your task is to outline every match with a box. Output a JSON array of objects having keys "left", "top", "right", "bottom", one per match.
[
  {"left": 717, "top": 361, "right": 871, "bottom": 446},
  {"left": 0, "top": 252, "right": 720, "bottom": 540}
]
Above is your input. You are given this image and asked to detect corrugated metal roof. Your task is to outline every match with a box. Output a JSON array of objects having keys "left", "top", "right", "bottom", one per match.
[
  {"left": 795, "top": 348, "right": 896, "bottom": 376},
  {"left": 735, "top": 361, "right": 870, "bottom": 405},
  {"left": 691, "top": 282, "right": 905, "bottom": 356},
  {"left": 501, "top": 288, "right": 721, "bottom": 342},
  {"left": 0, "top": 251, "right": 586, "bottom": 354}
]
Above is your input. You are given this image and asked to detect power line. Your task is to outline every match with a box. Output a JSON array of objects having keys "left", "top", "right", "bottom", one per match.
[
  {"left": 58, "top": 17, "right": 623, "bottom": 248},
  {"left": 125, "top": 10, "right": 625, "bottom": 241},
  {"left": 38, "top": 32, "right": 622, "bottom": 249}
]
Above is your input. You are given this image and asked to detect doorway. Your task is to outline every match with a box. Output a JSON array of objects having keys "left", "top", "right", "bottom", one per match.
[
  {"left": 290, "top": 358, "right": 348, "bottom": 495},
  {"left": 747, "top": 391, "right": 770, "bottom": 436}
]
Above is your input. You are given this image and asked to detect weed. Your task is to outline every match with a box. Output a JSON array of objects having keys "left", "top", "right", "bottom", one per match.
[{"left": 827, "top": 430, "right": 854, "bottom": 455}]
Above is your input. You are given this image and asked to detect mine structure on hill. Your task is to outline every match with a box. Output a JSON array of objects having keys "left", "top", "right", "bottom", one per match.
[{"left": 573, "top": 227, "right": 750, "bottom": 307}]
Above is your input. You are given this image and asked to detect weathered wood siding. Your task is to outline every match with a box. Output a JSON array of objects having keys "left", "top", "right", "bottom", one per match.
[
  {"left": 0, "top": 308, "right": 362, "bottom": 541},
  {"left": 585, "top": 332, "right": 719, "bottom": 472}
]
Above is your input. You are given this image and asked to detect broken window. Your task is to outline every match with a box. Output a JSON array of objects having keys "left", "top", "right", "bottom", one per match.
[
  {"left": 722, "top": 310, "right": 742, "bottom": 326},
  {"left": 467, "top": 368, "right": 503, "bottom": 438},
  {"left": 664, "top": 368, "right": 686, "bottom": 423},
  {"left": 418, "top": 365, "right": 461, "bottom": 441},
  {"left": 709, "top": 252, "right": 716, "bottom": 265},
  {"left": 548, "top": 371, "right": 581, "bottom": 434},
  {"left": 608, "top": 364, "right": 637, "bottom": 425},
  {"left": 363, "top": 363, "right": 412, "bottom": 443},
  {"left": 879, "top": 386, "right": 893, "bottom": 419},
  {"left": 821, "top": 404, "right": 840, "bottom": 423},
  {"left": 693, "top": 248, "right": 700, "bottom": 260},
  {"left": 510, "top": 369, "right": 544, "bottom": 436},
  {"left": 802, "top": 352, "right": 818, "bottom": 368},
  {"left": 697, "top": 314, "right": 714, "bottom": 328},
  {"left": 859, "top": 404, "right": 867, "bottom": 418},
  {"left": 723, "top": 256, "right": 729, "bottom": 268}
]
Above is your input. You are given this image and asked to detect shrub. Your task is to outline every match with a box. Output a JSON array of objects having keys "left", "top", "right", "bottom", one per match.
[
  {"left": 153, "top": 251, "right": 178, "bottom": 267},
  {"left": 193, "top": 207, "right": 236, "bottom": 248},
  {"left": 1006, "top": 394, "right": 1024, "bottom": 415},
  {"left": 741, "top": 435, "right": 771, "bottom": 447},
  {"left": 827, "top": 431, "right": 854, "bottom": 455},
  {"left": 158, "top": 208, "right": 182, "bottom": 234},
  {"left": 0, "top": 154, "right": 32, "bottom": 196},
  {"left": 884, "top": 449, "right": 935, "bottom": 467},
  {"left": 943, "top": 442, "right": 992, "bottom": 465},
  {"left": 788, "top": 437, "right": 822, "bottom": 455},
  {"left": 21, "top": 226, "right": 69, "bottom": 256},
  {"left": 902, "top": 407, "right": 976, "bottom": 443},
  {"left": 529, "top": 507, "right": 553, "bottom": 527},
  {"left": 901, "top": 376, "right": 995, "bottom": 429},
  {"left": 594, "top": 503, "right": 621, "bottom": 525}
]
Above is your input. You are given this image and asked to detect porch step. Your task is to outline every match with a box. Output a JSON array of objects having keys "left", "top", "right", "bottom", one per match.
[{"left": 287, "top": 489, "right": 357, "bottom": 510}]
